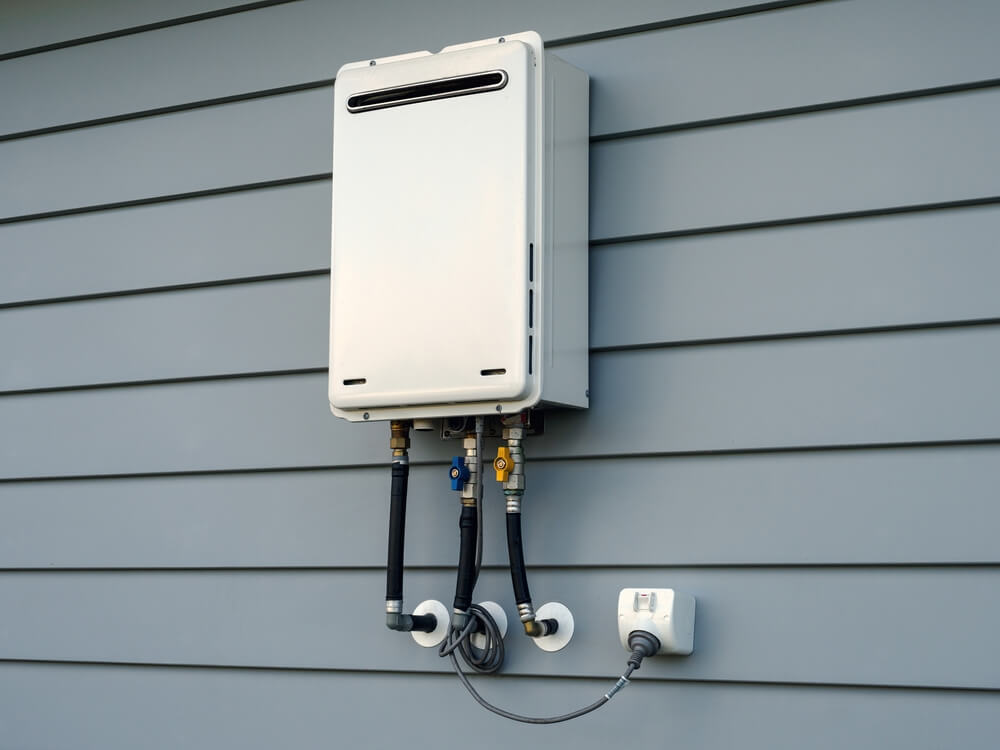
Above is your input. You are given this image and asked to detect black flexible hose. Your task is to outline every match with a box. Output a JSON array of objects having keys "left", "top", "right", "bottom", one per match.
[
  {"left": 453, "top": 504, "right": 478, "bottom": 613},
  {"left": 506, "top": 510, "right": 531, "bottom": 605},
  {"left": 385, "top": 461, "right": 409, "bottom": 603}
]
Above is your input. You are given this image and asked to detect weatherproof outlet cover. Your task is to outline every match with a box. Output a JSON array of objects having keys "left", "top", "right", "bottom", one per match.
[{"left": 617, "top": 588, "right": 695, "bottom": 656}]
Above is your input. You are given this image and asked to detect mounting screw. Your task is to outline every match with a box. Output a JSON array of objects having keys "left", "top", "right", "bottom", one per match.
[
  {"left": 363, "top": 412, "right": 370, "bottom": 420},
  {"left": 369, "top": 60, "right": 376, "bottom": 66},
  {"left": 498, "top": 37, "right": 505, "bottom": 43},
  {"left": 496, "top": 404, "right": 502, "bottom": 412},
  {"left": 585, "top": 390, "right": 590, "bottom": 398}
]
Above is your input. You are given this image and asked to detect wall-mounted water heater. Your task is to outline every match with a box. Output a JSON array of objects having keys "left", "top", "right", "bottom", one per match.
[
  {"left": 329, "top": 30, "right": 589, "bottom": 422},
  {"left": 326, "top": 32, "right": 693, "bottom": 726}
]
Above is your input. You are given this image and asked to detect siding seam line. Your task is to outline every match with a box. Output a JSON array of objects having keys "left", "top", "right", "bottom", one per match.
[
  {"left": 2, "top": 319, "right": 999, "bottom": 399},
  {"left": 0, "top": 0, "right": 302, "bottom": 61},
  {"left": 0, "top": 173, "right": 332, "bottom": 226},
  {"left": 2, "top": 72, "right": 997, "bottom": 146},
  {"left": 1, "top": 563, "right": 998, "bottom": 573},
  {"left": 0, "top": 0, "right": 825, "bottom": 72},
  {"left": 4, "top": 196, "right": 1000, "bottom": 309},
  {"left": 2, "top": 439, "right": 999, "bottom": 484},
  {"left": 589, "top": 195, "right": 1000, "bottom": 247},
  {"left": 0, "top": 657, "right": 997, "bottom": 693},
  {"left": 0, "top": 269, "right": 330, "bottom": 311},
  {"left": 545, "top": 0, "right": 831, "bottom": 47}
]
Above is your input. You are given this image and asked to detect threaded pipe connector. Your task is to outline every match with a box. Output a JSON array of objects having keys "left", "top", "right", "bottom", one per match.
[{"left": 389, "top": 420, "right": 411, "bottom": 453}]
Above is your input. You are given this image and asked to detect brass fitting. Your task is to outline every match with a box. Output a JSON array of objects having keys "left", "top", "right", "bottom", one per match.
[
  {"left": 523, "top": 619, "right": 545, "bottom": 637},
  {"left": 389, "top": 420, "right": 411, "bottom": 454}
]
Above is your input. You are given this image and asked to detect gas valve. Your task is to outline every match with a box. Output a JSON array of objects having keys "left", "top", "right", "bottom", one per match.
[
  {"left": 449, "top": 456, "right": 470, "bottom": 491},
  {"left": 493, "top": 447, "right": 512, "bottom": 482}
]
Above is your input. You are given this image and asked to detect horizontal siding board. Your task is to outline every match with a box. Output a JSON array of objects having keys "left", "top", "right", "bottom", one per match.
[
  {"left": 0, "top": 88, "right": 332, "bottom": 220},
  {"left": 4, "top": 1, "right": 1000, "bottom": 138},
  {"left": 5, "top": 664, "right": 998, "bottom": 750},
  {"left": 561, "top": 0, "right": 1000, "bottom": 137},
  {"left": 1, "top": 445, "right": 998, "bottom": 568},
  {"left": 1, "top": 567, "right": 998, "bottom": 688},
  {"left": 0, "top": 181, "right": 330, "bottom": 305},
  {"left": 591, "top": 205, "right": 1000, "bottom": 348},
  {"left": 0, "top": 277, "right": 329, "bottom": 391},
  {"left": 591, "top": 88, "right": 1000, "bottom": 239},
  {"left": 5, "top": 87, "right": 999, "bottom": 238},
  {"left": 1, "top": 325, "right": 998, "bottom": 478},
  {"left": 0, "top": 0, "right": 245, "bottom": 56},
  {"left": 8, "top": 204, "right": 1000, "bottom": 390},
  {"left": 0, "top": 0, "right": 810, "bottom": 136}
]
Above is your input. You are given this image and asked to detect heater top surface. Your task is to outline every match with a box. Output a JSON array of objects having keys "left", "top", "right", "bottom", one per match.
[{"left": 330, "top": 39, "right": 538, "bottom": 414}]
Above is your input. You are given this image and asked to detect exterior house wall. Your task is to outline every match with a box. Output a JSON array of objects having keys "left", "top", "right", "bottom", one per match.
[{"left": 1, "top": 1, "right": 999, "bottom": 747}]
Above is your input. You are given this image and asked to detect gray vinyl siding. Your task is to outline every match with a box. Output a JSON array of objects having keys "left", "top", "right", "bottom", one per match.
[{"left": 1, "top": 1, "right": 998, "bottom": 748}]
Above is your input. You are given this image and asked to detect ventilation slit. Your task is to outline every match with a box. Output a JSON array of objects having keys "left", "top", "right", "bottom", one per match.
[
  {"left": 528, "top": 289, "right": 534, "bottom": 329},
  {"left": 528, "top": 336, "right": 533, "bottom": 375},
  {"left": 343, "top": 378, "right": 367, "bottom": 386},
  {"left": 347, "top": 70, "right": 508, "bottom": 113},
  {"left": 481, "top": 368, "right": 507, "bottom": 376},
  {"left": 529, "top": 243, "right": 534, "bottom": 282}
]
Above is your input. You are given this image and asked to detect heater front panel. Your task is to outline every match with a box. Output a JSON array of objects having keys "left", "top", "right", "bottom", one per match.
[{"left": 330, "top": 41, "right": 536, "bottom": 412}]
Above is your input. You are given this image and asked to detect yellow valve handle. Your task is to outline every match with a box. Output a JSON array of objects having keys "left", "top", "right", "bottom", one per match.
[{"left": 494, "top": 446, "right": 512, "bottom": 482}]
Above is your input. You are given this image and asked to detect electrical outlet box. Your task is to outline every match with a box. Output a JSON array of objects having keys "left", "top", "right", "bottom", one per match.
[
  {"left": 617, "top": 588, "right": 696, "bottom": 656},
  {"left": 329, "top": 31, "right": 589, "bottom": 422}
]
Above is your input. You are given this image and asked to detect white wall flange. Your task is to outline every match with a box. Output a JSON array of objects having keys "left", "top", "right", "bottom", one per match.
[
  {"left": 531, "top": 602, "right": 574, "bottom": 652},
  {"left": 472, "top": 600, "right": 508, "bottom": 650},
  {"left": 410, "top": 599, "right": 450, "bottom": 647}
]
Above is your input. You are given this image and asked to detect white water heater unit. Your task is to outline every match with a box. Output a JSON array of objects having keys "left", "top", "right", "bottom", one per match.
[{"left": 329, "top": 31, "right": 589, "bottom": 422}]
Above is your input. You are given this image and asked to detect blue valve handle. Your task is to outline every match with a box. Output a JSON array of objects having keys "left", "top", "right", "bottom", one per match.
[{"left": 449, "top": 456, "right": 470, "bottom": 491}]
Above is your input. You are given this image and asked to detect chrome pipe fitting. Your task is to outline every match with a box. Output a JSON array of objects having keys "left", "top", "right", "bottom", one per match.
[
  {"left": 386, "top": 599, "right": 403, "bottom": 615},
  {"left": 461, "top": 431, "right": 479, "bottom": 505},
  {"left": 505, "top": 491, "right": 522, "bottom": 514}
]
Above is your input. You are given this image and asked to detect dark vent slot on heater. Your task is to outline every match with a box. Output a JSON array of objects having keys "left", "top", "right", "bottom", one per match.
[
  {"left": 347, "top": 70, "right": 508, "bottom": 113},
  {"left": 481, "top": 368, "right": 507, "bottom": 376},
  {"left": 528, "top": 336, "right": 533, "bottom": 375},
  {"left": 343, "top": 378, "right": 367, "bottom": 386}
]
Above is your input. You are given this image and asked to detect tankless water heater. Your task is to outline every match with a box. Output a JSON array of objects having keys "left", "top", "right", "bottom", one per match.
[{"left": 329, "top": 31, "right": 589, "bottom": 422}]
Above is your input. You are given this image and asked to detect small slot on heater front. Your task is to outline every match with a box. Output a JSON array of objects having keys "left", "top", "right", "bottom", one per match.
[
  {"left": 528, "top": 289, "right": 534, "bottom": 329},
  {"left": 480, "top": 368, "right": 507, "bottom": 376},
  {"left": 528, "top": 336, "right": 533, "bottom": 375},
  {"left": 343, "top": 378, "right": 367, "bottom": 386},
  {"left": 347, "top": 70, "right": 508, "bottom": 113}
]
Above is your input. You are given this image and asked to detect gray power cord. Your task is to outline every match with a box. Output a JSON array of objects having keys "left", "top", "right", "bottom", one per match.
[
  {"left": 444, "top": 626, "right": 660, "bottom": 724},
  {"left": 443, "top": 415, "right": 657, "bottom": 723}
]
